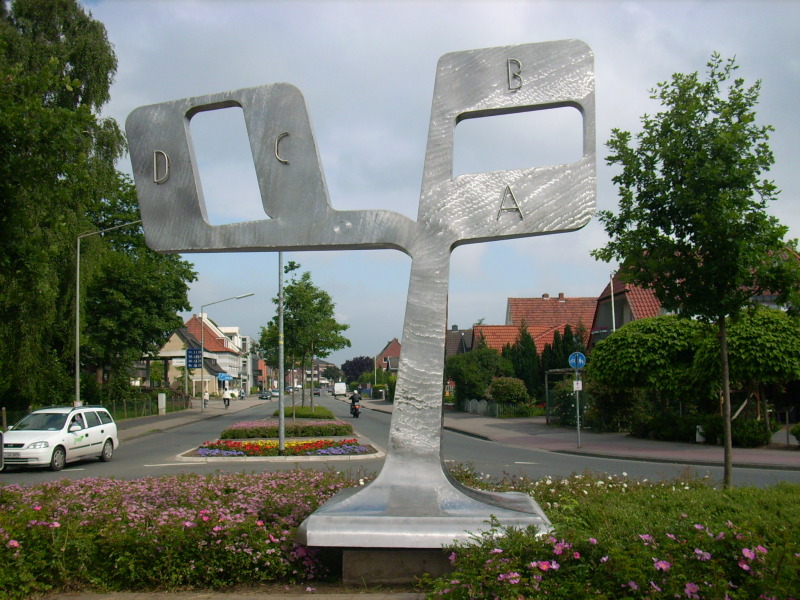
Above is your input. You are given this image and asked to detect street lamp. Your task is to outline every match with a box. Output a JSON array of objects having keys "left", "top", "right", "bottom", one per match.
[
  {"left": 75, "top": 220, "right": 142, "bottom": 407},
  {"left": 199, "top": 292, "right": 255, "bottom": 412}
]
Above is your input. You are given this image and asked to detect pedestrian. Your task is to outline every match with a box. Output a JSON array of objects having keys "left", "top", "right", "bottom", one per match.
[{"left": 203, "top": 390, "right": 209, "bottom": 408}]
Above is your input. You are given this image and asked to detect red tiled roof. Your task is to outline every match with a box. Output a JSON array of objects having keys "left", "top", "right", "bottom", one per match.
[
  {"left": 185, "top": 315, "right": 238, "bottom": 354},
  {"left": 595, "top": 272, "right": 661, "bottom": 323},
  {"left": 473, "top": 323, "right": 569, "bottom": 352},
  {"left": 506, "top": 294, "right": 596, "bottom": 332}
]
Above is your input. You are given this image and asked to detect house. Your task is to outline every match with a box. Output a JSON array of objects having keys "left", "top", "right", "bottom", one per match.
[
  {"left": 183, "top": 314, "right": 247, "bottom": 395},
  {"left": 506, "top": 293, "right": 596, "bottom": 341},
  {"left": 445, "top": 325, "right": 473, "bottom": 360},
  {"left": 376, "top": 338, "right": 401, "bottom": 373},
  {"left": 589, "top": 273, "right": 664, "bottom": 347}
]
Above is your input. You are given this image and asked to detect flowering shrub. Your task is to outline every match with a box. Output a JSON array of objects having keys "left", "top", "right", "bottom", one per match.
[
  {"left": 0, "top": 470, "right": 361, "bottom": 598},
  {"left": 426, "top": 468, "right": 800, "bottom": 599},
  {"left": 219, "top": 419, "right": 353, "bottom": 439},
  {"left": 198, "top": 438, "right": 371, "bottom": 457}
]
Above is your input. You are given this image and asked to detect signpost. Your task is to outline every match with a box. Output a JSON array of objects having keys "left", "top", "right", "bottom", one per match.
[
  {"left": 186, "top": 348, "right": 202, "bottom": 369},
  {"left": 569, "top": 352, "right": 586, "bottom": 448}
]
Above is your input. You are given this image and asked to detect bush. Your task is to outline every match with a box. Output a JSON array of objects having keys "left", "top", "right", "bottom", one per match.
[
  {"left": 791, "top": 422, "right": 800, "bottom": 443},
  {"left": 488, "top": 377, "right": 529, "bottom": 404},
  {"left": 220, "top": 419, "right": 353, "bottom": 439},
  {"left": 271, "top": 406, "right": 334, "bottom": 419},
  {"left": 425, "top": 468, "right": 800, "bottom": 600},
  {"left": 732, "top": 418, "right": 774, "bottom": 448}
]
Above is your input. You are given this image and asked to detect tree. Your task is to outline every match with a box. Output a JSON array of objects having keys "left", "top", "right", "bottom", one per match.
[
  {"left": 588, "top": 316, "right": 713, "bottom": 412},
  {"left": 592, "top": 54, "right": 800, "bottom": 488},
  {"left": 322, "top": 365, "right": 342, "bottom": 383},
  {"left": 693, "top": 305, "right": 800, "bottom": 426},
  {"left": 259, "top": 266, "right": 350, "bottom": 403},
  {"left": 445, "top": 346, "right": 513, "bottom": 405},
  {"left": 540, "top": 324, "right": 586, "bottom": 374},
  {"left": 0, "top": 0, "right": 195, "bottom": 409},
  {"left": 501, "top": 322, "right": 542, "bottom": 399},
  {"left": 341, "top": 356, "right": 373, "bottom": 384}
]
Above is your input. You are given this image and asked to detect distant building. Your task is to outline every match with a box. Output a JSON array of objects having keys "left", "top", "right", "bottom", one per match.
[
  {"left": 589, "top": 273, "right": 663, "bottom": 347},
  {"left": 376, "top": 338, "right": 401, "bottom": 373}
]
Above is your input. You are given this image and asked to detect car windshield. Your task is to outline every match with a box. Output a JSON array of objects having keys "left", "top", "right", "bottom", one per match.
[{"left": 13, "top": 412, "right": 68, "bottom": 431}]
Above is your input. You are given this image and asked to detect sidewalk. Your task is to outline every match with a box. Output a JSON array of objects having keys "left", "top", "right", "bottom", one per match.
[{"left": 356, "top": 396, "right": 800, "bottom": 471}]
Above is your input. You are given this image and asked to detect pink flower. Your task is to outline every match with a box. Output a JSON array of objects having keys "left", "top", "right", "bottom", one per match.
[
  {"left": 50, "top": 521, "right": 60, "bottom": 528},
  {"left": 490, "top": 548, "right": 503, "bottom": 554},
  {"left": 694, "top": 548, "right": 711, "bottom": 561},
  {"left": 742, "top": 547, "right": 755, "bottom": 560},
  {"left": 573, "top": 552, "right": 581, "bottom": 559},
  {"left": 685, "top": 582, "right": 700, "bottom": 598},
  {"left": 650, "top": 581, "right": 662, "bottom": 592},
  {"left": 654, "top": 559, "right": 671, "bottom": 572},
  {"left": 7, "top": 540, "right": 19, "bottom": 548},
  {"left": 626, "top": 581, "right": 639, "bottom": 590},
  {"left": 738, "top": 560, "right": 751, "bottom": 571},
  {"left": 448, "top": 552, "right": 456, "bottom": 565},
  {"left": 183, "top": 521, "right": 196, "bottom": 528},
  {"left": 305, "top": 587, "right": 316, "bottom": 592},
  {"left": 601, "top": 556, "right": 609, "bottom": 563},
  {"left": 589, "top": 538, "right": 597, "bottom": 544},
  {"left": 755, "top": 545, "right": 767, "bottom": 555}
]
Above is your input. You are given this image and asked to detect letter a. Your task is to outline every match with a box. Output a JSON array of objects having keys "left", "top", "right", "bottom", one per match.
[{"left": 497, "top": 185, "right": 523, "bottom": 220}]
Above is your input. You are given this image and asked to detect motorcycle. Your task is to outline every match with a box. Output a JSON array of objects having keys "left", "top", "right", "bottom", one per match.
[{"left": 350, "top": 401, "right": 361, "bottom": 418}]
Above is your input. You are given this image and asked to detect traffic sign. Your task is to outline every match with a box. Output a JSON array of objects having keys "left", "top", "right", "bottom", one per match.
[
  {"left": 218, "top": 373, "right": 233, "bottom": 381},
  {"left": 186, "top": 348, "right": 202, "bottom": 369},
  {"left": 568, "top": 352, "right": 586, "bottom": 370}
]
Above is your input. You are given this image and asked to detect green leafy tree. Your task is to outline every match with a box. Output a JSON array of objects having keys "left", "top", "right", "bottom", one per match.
[
  {"left": 322, "top": 365, "right": 342, "bottom": 383},
  {"left": 259, "top": 266, "right": 350, "bottom": 404},
  {"left": 592, "top": 54, "right": 800, "bottom": 487},
  {"left": 0, "top": 0, "right": 195, "bottom": 409},
  {"left": 445, "top": 346, "right": 513, "bottom": 405},
  {"left": 501, "top": 322, "right": 542, "bottom": 399},
  {"left": 694, "top": 306, "right": 800, "bottom": 426},
  {"left": 588, "top": 315, "right": 713, "bottom": 413}
]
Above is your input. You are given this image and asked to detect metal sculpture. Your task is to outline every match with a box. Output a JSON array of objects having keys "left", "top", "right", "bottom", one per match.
[{"left": 126, "top": 39, "right": 595, "bottom": 548}]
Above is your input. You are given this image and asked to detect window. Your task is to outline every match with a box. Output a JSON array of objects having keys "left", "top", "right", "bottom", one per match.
[{"left": 84, "top": 411, "right": 101, "bottom": 428}]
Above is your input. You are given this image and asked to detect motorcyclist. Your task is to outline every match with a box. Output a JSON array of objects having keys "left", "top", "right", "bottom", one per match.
[{"left": 349, "top": 391, "right": 361, "bottom": 416}]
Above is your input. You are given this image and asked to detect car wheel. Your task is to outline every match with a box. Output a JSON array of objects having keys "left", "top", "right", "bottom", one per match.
[
  {"left": 50, "top": 446, "right": 66, "bottom": 471},
  {"left": 99, "top": 439, "right": 113, "bottom": 462}
]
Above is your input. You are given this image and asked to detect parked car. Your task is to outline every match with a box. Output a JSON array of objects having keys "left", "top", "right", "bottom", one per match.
[
  {"left": 313, "top": 388, "right": 321, "bottom": 396},
  {"left": 2, "top": 405, "right": 119, "bottom": 472},
  {"left": 270, "top": 389, "right": 280, "bottom": 398},
  {"left": 257, "top": 390, "right": 270, "bottom": 400}
]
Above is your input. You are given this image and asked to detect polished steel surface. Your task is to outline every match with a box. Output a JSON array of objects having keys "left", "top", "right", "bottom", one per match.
[{"left": 126, "top": 39, "right": 595, "bottom": 548}]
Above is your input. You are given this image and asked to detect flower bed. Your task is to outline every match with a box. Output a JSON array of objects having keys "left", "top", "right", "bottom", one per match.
[
  {"left": 0, "top": 470, "right": 361, "bottom": 598},
  {"left": 219, "top": 419, "right": 353, "bottom": 439},
  {"left": 196, "top": 438, "right": 372, "bottom": 457}
]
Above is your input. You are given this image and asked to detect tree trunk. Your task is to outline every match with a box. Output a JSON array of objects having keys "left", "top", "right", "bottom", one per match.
[{"left": 719, "top": 316, "right": 733, "bottom": 490}]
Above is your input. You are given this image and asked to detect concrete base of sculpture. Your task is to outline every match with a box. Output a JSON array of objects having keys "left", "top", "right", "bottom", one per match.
[
  {"left": 342, "top": 548, "right": 453, "bottom": 585},
  {"left": 296, "top": 468, "right": 552, "bottom": 549}
]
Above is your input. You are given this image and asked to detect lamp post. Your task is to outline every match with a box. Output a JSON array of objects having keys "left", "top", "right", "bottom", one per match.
[
  {"left": 199, "top": 292, "right": 255, "bottom": 411},
  {"left": 609, "top": 270, "right": 617, "bottom": 333},
  {"left": 75, "top": 220, "right": 142, "bottom": 407}
]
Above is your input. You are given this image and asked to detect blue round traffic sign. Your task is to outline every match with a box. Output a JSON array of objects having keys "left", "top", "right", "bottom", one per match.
[{"left": 568, "top": 352, "right": 586, "bottom": 369}]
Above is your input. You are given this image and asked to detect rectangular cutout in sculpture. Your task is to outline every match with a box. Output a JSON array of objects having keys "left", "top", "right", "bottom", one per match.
[{"left": 126, "top": 39, "right": 596, "bottom": 549}]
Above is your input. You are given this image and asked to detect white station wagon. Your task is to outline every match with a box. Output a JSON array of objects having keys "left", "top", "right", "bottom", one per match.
[{"left": 2, "top": 406, "right": 119, "bottom": 471}]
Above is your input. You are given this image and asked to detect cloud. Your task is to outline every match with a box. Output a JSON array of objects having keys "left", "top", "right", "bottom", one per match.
[{"left": 88, "top": 0, "right": 800, "bottom": 364}]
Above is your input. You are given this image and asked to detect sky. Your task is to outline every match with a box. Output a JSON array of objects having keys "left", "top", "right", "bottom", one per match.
[{"left": 84, "top": 0, "right": 800, "bottom": 366}]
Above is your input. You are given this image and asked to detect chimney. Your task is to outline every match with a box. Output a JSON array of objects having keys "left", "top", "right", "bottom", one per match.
[
  {"left": 451, "top": 324, "right": 459, "bottom": 331},
  {"left": 542, "top": 293, "right": 550, "bottom": 299},
  {"left": 558, "top": 292, "right": 565, "bottom": 301}
]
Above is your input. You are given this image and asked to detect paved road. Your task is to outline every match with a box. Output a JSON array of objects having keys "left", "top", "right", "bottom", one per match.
[{"left": 2, "top": 393, "right": 798, "bottom": 488}]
